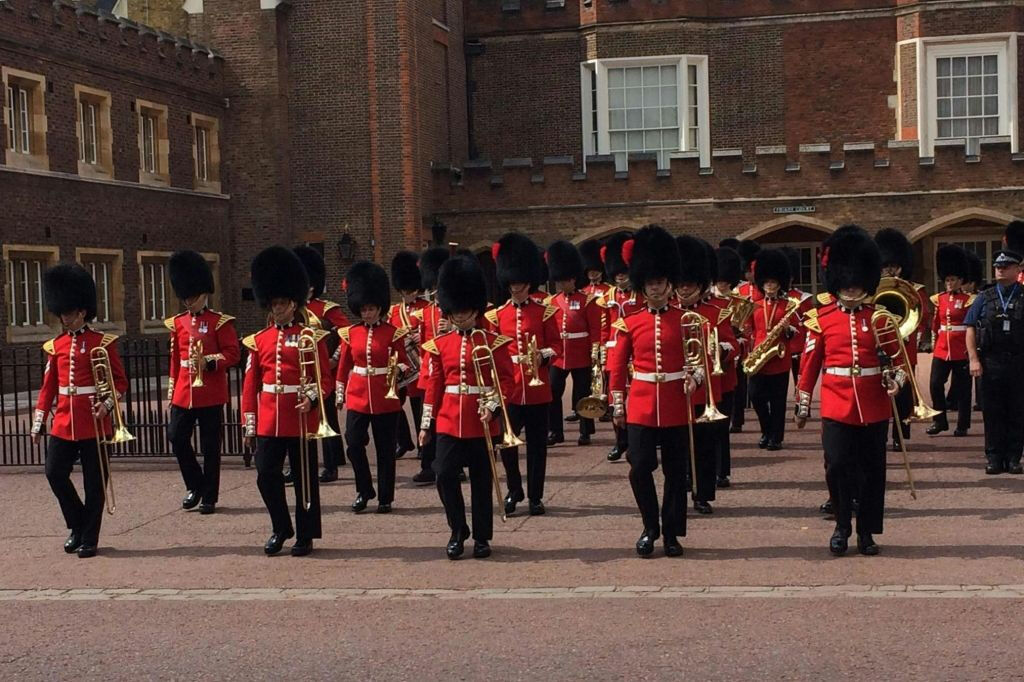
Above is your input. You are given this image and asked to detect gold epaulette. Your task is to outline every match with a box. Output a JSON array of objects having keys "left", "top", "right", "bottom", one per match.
[
  {"left": 543, "top": 304, "right": 557, "bottom": 321},
  {"left": 164, "top": 316, "right": 177, "bottom": 331},
  {"left": 966, "top": 294, "right": 977, "bottom": 307},
  {"left": 715, "top": 307, "right": 730, "bottom": 325},
  {"left": 484, "top": 308, "right": 499, "bottom": 326},
  {"left": 411, "top": 308, "right": 425, "bottom": 321},
  {"left": 802, "top": 309, "right": 821, "bottom": 333},
  {"left": 242, "top": 334, "right": 258, "bottom": 351},
  {"left": 585, "top": 292, "right": 599, "bottom": 306},
  {"left": 322, "top": 300, "right": 340, "bottom": 312},
  {"left": 100, "top": 333, "right": 119, "bottom": 347},
  {"left": 929, "top": 293, "right": 940, "bottom": 307},
  {"left": 215, "top": 313, "right": 235, "bottom": 330},
  {"left": 303, "top": 309, "right": 324, "bottom": 329},
  {"left": 393, "top": 326, "right": 409, "bottom": 341},
  {"left": 338, "top": 326, "right": 351, "bottom": 344},
  {"left": 311, "top": 328, "right": 330, "bottom": 343},
  {"left": 543, "top": 294, "right": 555, "bottom": 306},
  {"left": 491, "top": 334, "right": 513, "bottom": 351},
  {"left": 421, "top": 339, "right": 440, "bottom": 356},
  {"left": 913, "top": 282, "right": 925, "bottom": 292},
  {"left": 816, "top": 292, "right": 834, "bottom": 306},
  {"left": 612, "top": 318, "right": 628, "bottom": 333},
  {"left": 42, "top": 339, "right": 56, "bottom": 355}
]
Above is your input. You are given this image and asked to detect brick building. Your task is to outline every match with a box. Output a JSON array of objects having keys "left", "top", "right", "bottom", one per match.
[{"left": 2, "top": 0, "right": 1023, "bottom": 348}]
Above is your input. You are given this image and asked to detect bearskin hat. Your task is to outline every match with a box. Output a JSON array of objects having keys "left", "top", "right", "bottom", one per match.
[
  {"left": 629, "top": 225, "right": 681, "bottom": 291},
  {"left": 545, "top": 240, "right": 583, "bottom": 283},
  {"left": 579, "top": 239, "right": 604, "bottom": 276},
  {"left": 875, "top": 228, "right": 914, "bottom": 279},
  {"left": 936, "top": 244, "right": 970, "bottom": 282},
  {"left": 293, "top": 245, "right": 327, "bottom": 299},
  {"left": 1004, "top": 220, "right": 1024, "bottom": 256},
  {"left": 390, "top": 250, "right": 422, "bottom": 292},
  {"left": 822, "top": 225, "right": 882, "bottom": 296},
  {"left": 345, "top": 261, "right": 391, "bottom": 317},
  {"left": 701, "top": 239, "right": 718, "bottom": 286},
  {"left": 419, "top": 246, "right": 450, "bottom": 292},
  {"left": 437, "top": 256, "right": 487, "bottom": 316},
  {"left": 966, "top": 249, "right": 984, "bottom": 287},
  {"left": 753, "top": 248, "right": 792, "bottom": 292},
  {"left": 715, "top": 247, "right": 743, "bottom": 287},
  {"left": 719, "top": 237, "right": 741, "bottom": 251},
  {"left": 251, "top": 246, "right": 309, "bottom": 309},
  {"left": 493, "top": 232, "right": 541, "bottom": 290},
  {"left": 168, "top": 250, "right": 214, "bottom": 300},
  {"left": 43, "top": 263, "right": 97, "bottom": 321},
  {"left": 675, "top": 234, "right": 711, "bottom": 291},
  {"left": 738, "top": 239, "right": 761, "bottom": 273},
  {"left": 602, "top": 232, "right": 633, "bottom": 279}
]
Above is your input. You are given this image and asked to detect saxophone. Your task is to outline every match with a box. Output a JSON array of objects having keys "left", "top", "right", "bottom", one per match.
[{"left": 742, "top": 297, "right": 801, "bottom": 375}]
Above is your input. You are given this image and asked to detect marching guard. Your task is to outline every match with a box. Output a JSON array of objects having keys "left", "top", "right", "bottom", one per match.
[
  {"left": 608, "top": 226, "right": 701, "bottom": 558},
  {"left": 927, "top": 245, "right": 973, "bottom": 438},
  {"left": 242, "top": 246, "right": 332, "bottom": 556},
  {"left": 165, "top": 250, "right": 239, "bottom": 515},
  {"left": 713, "top": 246, "right": 744, "bottom": 485},
  {"left": 389, "top": 251, "right": 428, "bottom": 459},
  {"left": 580, "top": 238, "right": 613, "bottom": 300},
  {"left": 32, "top": 264, "right": 129, "bottom": 558},
  {"left": 731, "top": 239, "right": 762, "bottom": 432}
]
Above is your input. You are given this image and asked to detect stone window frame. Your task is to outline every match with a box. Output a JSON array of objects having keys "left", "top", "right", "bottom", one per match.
[
  {"left": 136, "top": 99, "right": 170, "bottom": 187},
  {"left": 3, "top": 244, "right": 60, "bottom": 344},
  {"left": 580, "top": 54, "right": 711, "bottom": 171},
  {"left": 75, "top": 85, "right": 115, "bottom": 180},
  {"left": 2, "top": 66, "right": 49, "bottom": 172},
  {"left": 190, "top": 112, "right": 221, "bottom": 193},
  {"left": 75, "top": 247, "right": 126, "bottom": 336},
  {"left": 137, "top": 250, "right": 220, "bottom": 334}
]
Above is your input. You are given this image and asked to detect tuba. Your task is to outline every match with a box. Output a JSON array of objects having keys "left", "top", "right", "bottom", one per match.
[
  {"left": 90, "top": 346, "right": 134, "bottom": 515},
  {"left": 296, "top": 329, "right": 340, "bottom": 510},
  {"left": 871, "top": 276, "right": 921, "bottom": 342},
  {"left": 742, "top": 297, "right": 801, "bottom": 375},
  {"left": 575, "top": 343, "right": 608, "bottom": 420}
]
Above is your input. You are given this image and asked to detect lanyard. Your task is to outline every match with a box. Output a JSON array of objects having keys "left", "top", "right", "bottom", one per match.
[{"left": 996, "top": 283, "right": 1019, "bottom": 315}]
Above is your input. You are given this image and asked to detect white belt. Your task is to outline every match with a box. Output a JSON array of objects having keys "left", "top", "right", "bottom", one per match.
[
  {"left": 941, "top": 325, "right": 967, "bottom": 332},
  {"left": 605, "top": 340, "right": 617, "bottom": 348},
  {"left": 824, "top": 366, "right": 882, "bottom": 377},
  {"left": 445, "top": 384, "right": 486, "bottom": 395},
  {"left": 632, "top": 371, "right": 687, "bottom": 383},
  {"left": 262, "top": 383, "right": 301, "bottom": 394},
  {"left": 59, "top": 385, "right": 96, "bottom": 396},
  {"left": 561, "top": 332, "right": 589, "bottom": 340},
  {"left": 511, "top": 354, "right": 527, "bottom": 365},
  {"left": 352, "top": 366, "right": 390, "bottom": 376}
]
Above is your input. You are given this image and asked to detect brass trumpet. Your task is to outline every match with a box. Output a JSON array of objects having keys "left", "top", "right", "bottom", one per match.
[
  {"left": 384, "top": 350, "right": 400, "bottom": 400},
  {"left": 575, "top": 343, "right": 608, "bottom": 421},
  {"left": 297, "top": 329, "right": 340, "bottom": 511},
  {"left": 525, "top": 334, "right": 545, "bottom": 387},
  {"left": 90, "top": 346, "right": 134, "bottom": 515},
  {"left": 190, "top": 339, "right": 205, "bottom": 388}
]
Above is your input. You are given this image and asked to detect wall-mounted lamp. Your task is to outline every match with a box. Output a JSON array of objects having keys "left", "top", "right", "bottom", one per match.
[
  {"left": 431, "top": 218, "right": 447, "bottom": 246},
  {"left": 338, "top": 225, "right": 355, "bottom": 260}
]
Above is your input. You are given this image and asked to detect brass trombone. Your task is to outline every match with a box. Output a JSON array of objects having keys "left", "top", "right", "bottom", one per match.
[
  {"left": 575, "top": 343, "right": 608, "bottom": 420},
  {"left": 680, "top": 312, "right": 708, "bottom": 496},
  {"left": 90, "top": 346, "right": 134, "bottom": 515},
  {"left": 469, "top": 329, "right": 521, "bottom": 523},
  {"left": 297, "top": 329, "right": 340, "bottom": 511},
  {"left": 190, "top": 339, "right": 205, "bottom": 388}
]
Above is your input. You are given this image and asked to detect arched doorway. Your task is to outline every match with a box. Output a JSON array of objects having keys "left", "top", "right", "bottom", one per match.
[
  {"left": 908, "top": 208, "right": 1020, "bottom": 290},
  {"left": 738, "top": 218, "right": 837, "bottom": 294}
]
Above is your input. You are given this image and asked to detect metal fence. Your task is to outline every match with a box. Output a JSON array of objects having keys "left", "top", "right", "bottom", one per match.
[{"left": 0, "top": 337, "right": 248, "bottom": 466}]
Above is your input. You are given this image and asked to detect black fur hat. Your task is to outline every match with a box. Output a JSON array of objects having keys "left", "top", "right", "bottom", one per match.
[
  {"left": 936, "top": 244, "right": 970, "bottom": 282},
  {"left": 675, "top": 234, "right": 711, "bottom": 291},
  {"left": 579, "top": 239, "right": 604, "bottom": 275},
  {"left": 822, "top": 225, "right": 882, "bottom": 296},
  {"left": 169, "top": 250, "right": 214, "bottom": 300},
  {"left": 419, "top": 246, "right": 450, "bottom": 292},
  {"left": 1004, "top": 220, "right": 1024, "bottom": 255},
  {"left": 966, "top": 249, "right": 984, "bottom": 286},
  {"left": 875, "top": 228, "right": 914, "bottom": 279},
  {"left": 494, "top": 232, "right": 541, "bottom": 290},
  {"left": 753, "top": 248, "right": 792, "bottom": 292},
  {"left": 251, "top": 246, "right": 310, "bottom": 309},
  {"left": 738, "top": 239, "right": 761, "bottom": 273},
  {"left": 702, "top": 239, "right": 718, "bottom": 285},
  {"left": 345, "top": 261, "right": 391, "bottom": 317},
  {"left": 546, "top": 240, "right": 583, "bottom": 283},
  {"left": 43, "top": 263, "right": 97, "bottom": 321},
  {"left": 390, "top": 251, "right": 422, "bottom": 292},
  {"left": 629, "top": 225, "right": 681, "bottom": 291},
  {"left": 437, "top": 256, "right": 487, "bottom": 316},
  {"left": 602, "top": 232, "right": 633, "bottom": 279},
  {"left": 293, "top": 245, "right": 327, "bottom": 299},
  {"left": 715, "top": 247, "right": 743, "bottom": 287},
  {"left": 719, "top": 237, "right": 740, "bottom": 251}
]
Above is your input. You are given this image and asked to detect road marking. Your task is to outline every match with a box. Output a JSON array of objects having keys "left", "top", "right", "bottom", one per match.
[{"left": 2, "top": 584, "right": 1024, "bottom": 602}]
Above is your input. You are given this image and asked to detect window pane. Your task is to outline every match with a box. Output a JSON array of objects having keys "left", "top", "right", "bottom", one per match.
[
  {"left": 937, "top": 120, "right": 952, "bottom": 138},
  {"left": 661, "top": 85, "right": 677, "bottom": 105},
  {"left": 627, "top": 130, "right": 643, "bottom": 150},
  {"left": 967, "top": 55, "right": 981, "bottom": 75},
  {"left": 608, "top": 68, "right": 623, "bottom": 88},
  {"left": 983, "top": 75, "right": 998, "bottom": 95},
  {"left": 662, "top": 106, "right": 678, "bottom": 126},
  {"left": 937, "top": 58, "right": 950, "bottom": 77},
  {"left": 624, "top": 68, "right": 641, "bottom": 87},
  {"left": 688, "top": 127, "right": 697, "bottom": 149},
  {"left": 609, "top": 109, "right": 625, "bottom": 129},
  {"left": 643, "top": 86, "right": 659, "bottom": 107},
  {"left": 625, "top": 88, "right": 642, "bottom": 107},
  {"left": 968, "top": 118, "right": 982, "bottom": 137},
  {"left": 952, "top": 57, "right": 966, "bottom": 76},
  {"left": 951, "top": 119, "right": 967, "bottom": 137},
  {"left": 626, "top": 108, "right": 642, "bottom": 129},
  {"left": 609, "top": 131, "right": 626, "bottom": 151},
  {"left": 968, "top": 98, "right": 981, "bottom": 116},
  {"left": 968, "top": 76, "right": 981, "bottom": 96},
  {"left": 952, "top": 98, "right": 966, "bottom": 117},
  {"left": 984, "top": 96, "right": 998, "bottom": 115},
  {"left": 937, "top": 99, "right": 951, "bottom": 117},
  {"left": 983, "top": 55, "right": 998, "bottom": 74},
  {"left": 609, "top": 87, "right": 624, "bottom": 109},
  {"left": 643, "top": 108, "right": 661, "bottom": 128},
  {"left": 662, "top": 64, "right": 677, "bottom": 82},
  {"left": 644, "top": 130, "right": 661, "bottom": 149},
  {"left": 984, "top": 117, "right": 999, "bottom": 135},
  {"left": 936, "top": 78, "right": 950, "bottom": 97},
  {"left": 663, "top": 128, "right": 679, "bottom": 149},
  {"left": 952, "top": 78, "right": 966, "bottom": 96},
  {"left": 642, "top": 66, "right": 660, "bottom": 86}
]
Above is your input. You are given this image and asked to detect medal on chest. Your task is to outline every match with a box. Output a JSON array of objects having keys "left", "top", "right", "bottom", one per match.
[
  {"left": 198, "top": 321, "right": 209, "bottom": 335},
  {"left": 285, "top": 334, "right": 299, "bottom": 348},
  {"left": 569, "top": 299, "right": 581, "bottom": 311}
]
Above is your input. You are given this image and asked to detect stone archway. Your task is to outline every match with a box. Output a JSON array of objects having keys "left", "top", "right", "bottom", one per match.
[
  {"left": 907, "top": 207, "right": 1019, "bottom": 243},
  {"left": 736, "top": 215, "right": 839, "bottom": 242},
  {"left": 571, "top": 222, "right": 647, "bottom": 245},
  {"left": 908, "top": 207, "right": 1019, "bottom": 290}
]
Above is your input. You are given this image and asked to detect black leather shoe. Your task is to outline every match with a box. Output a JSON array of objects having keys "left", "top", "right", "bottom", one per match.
[
  {"left": 182, "top": 490, "right": 201, "bottom": 510},
  {"left": 290, "top": 539, "right": 313, "bottom": 557},
  {"left": 565, "top": 413, "right": 580, "bottom": 423},
  {"left": 758, "top": 436, "right": 769, "bottom": 449},
  {"left": 829, "top": 528, "right": 850, "bottom": 556},
  {"left": 716, "top": 476, "right": 730, "bottom": 489},
  {"left": 607, "top": 446, "right": 622, "bottom": 462},
  {"left": 446, "top": 526, "right": 471, "bottom": 560},
  {"left": 351, "top": 493, "right": 375, "bottom": 513},
  {"left": 953, "top": 428, "right": 968, "bottom": 437},
  {"left": 856, "top": 534, "right": 879, "bottom": 556},
  {"left": 577, "top": 434, "right": 591, "bottom": 446},
  {"left": 528, "top": 500, "right": 545, "bottom": 516},
  {"left": 264, "top": 531, "right": 294, "bottom": 555},
  {"left": 766, "top": 441, "right": 782, "bottom": 451},
  {"left": 63, "top": 531, "right": 82, "bottom": 554},
  {"left": 1009, "top": 463, "right": 1024, "bottom": 475},
  {"left": 412, "top": 469, "right": 436, "bottom": 485},
  {"left": 76, "top": 545, "right": 97, "bottom": 559},
  {"left": 283, "top": 468, "right": 294, "bottom": 485},
  {"left": 504, "top": 489, "right": 525, "bottom": 516},
  {"left": 395, "top": 445, "right": 414, "bottom": 460},
  {"left": 819, "top": 499, "right": 834, "bottom": 515},
  {"left": 199, "top": 503, "right": 216, "bottom": 515},
  {"left": 926, "top": 421, "right": 948, "bottom": 435},
  {"left": 472, "top": 541, "right": 492, "bottom": 559},
  {"left": 663, "top": 536, "right": 683, "bottom": 557},
  {"left": 986, "top": 463, "right": 1004, "bottom": 475},
  {"left": 547, "top": 433, "right": 564, "bottom": 447},
  {"left": 635, "top": 529, "right": 658, "bottom": 557},
  {"left": 319, "top": 468, "right": 338, "bottom": 483},
  {"left": 376, "top": 503, "right": 392, "bottom": 514},
  {"left": 694, "top": 500, "right": 713, "bottom": 514}
]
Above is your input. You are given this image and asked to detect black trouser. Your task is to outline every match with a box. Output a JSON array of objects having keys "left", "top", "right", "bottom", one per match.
[
  {"left": 321, "top": 392, "right": 345, "bottom": 469},
  {"left": 981, "top": 354, "right": 1024, "bottom": 467},
  {"left": 626, "top": 424, "right": 688, "bottom": 539},
  {"left": 419, "top": 420, "right": 437, "bottom": 473},
  {"left": 395, "top": 389, "right": 423, "bottom": 454},
  {"left": 733, "top": 367, "right": 747, "bottom": 426},
  {"left": 823, "top": 419, "right": 887, "bottom": 536},
  {"left": 692, "top": 417, "right": 717, "bottom": 503},
  {"left": 548, "top": 366, "right": 594, "bottom": 438},
  {"left": 613, "top": 420, "right": 629, "bottom": 453},
  {"left": 892, "top": 382, "right": 912, "bottom": 443},
  {"left": 749, "top": 370, "right": 789, "bottom": 443},
  {"left": 433, "top": 434, "right": 493, "bottom": 542},
  {"left": 791, "top": 355, "right": 801, "bottom": 385},
  {"left": 716, "top": 391, "right": 735, "bottom": 478},
  {"left": 929, "top": 357, "right": 971, "bottom": 431},
  {"left": 502, "top": 403, "right": 549, "bottom": 502},
  {"left": 45, "top": 436, "right": 106, "bottom": 547},
  {"left": 168, "top": 404, "right": 223, "bottom": 504},
  {"left": 345, "top": 410, "right": 399, "bottom": 505},
  {"left": 255, "top": 437, "right": 322, "bottom": 540}
]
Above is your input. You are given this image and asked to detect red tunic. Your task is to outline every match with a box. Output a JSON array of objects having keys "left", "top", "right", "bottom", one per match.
[
  {"left": 797, "top": 302, "right": 898, "bottom": 425},
  {"left": 600, "top": 286, "right": 645, "bottom": 369},
  {"left": 608, "top": 307, "right": 699, "bottom": 428},
  {"left": 485, "top": 298, "right": 560, "bottom": 405},
  {"left": 707, "top": 294, "right": 739, "bottom": 394},
  {"left": 547, "top": 290, "right": 603, "bottom": 370},
  {"left": 335, "top": 322, "right": 410, "bottom": 414},
  {"left": 421, "top": 329, "right": 515, "bottom": 439},
  {"left": 241, "top": 323, "right": 333, "bottom": 438},
  {"left": 930, "top": 291, "right": 974, "bottom": 362},
  {"left": 305, "top": 298, "right": 351, "bottom": 331},
  {"left": 749, "top": 296, "right": 799, "bottom": 376},
  {"left": 413, "top": 302, "right": 444, "bottom": 393},
  {"left": 388, "top": 298, "right": 429, "bottom": 397},
  {"left": 677, "top": 297, "right": 738, "bottom": 404},
  {"left": 786, "top": 288, "right": 815, "bottom": 357},
  {"left": 166, "top": 308, "right": 240, "bottom": 409},
  {"left": 34, "top": 329, "right": 129, "bottom": 441}
]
